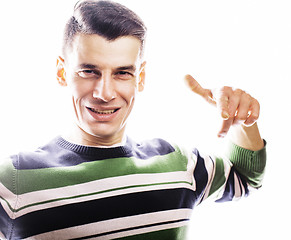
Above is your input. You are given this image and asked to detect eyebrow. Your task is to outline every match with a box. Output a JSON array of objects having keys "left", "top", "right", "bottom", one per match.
[
  {"left": 78, "top": 64, "right": 98, "bottom": 69},
  {"left": 116, "top": 65, "right": 136, "bottom": 72},
  {"left": 78, "top": 63, "right": 136, "bottom": 72}
]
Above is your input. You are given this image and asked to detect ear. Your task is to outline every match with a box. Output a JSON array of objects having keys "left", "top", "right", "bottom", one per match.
[
  {"left": 56, "top": 56, "right": 67, "bottom": 86},
  {"left": 137, "top": 61, "right": 146, "bottom": 92}
]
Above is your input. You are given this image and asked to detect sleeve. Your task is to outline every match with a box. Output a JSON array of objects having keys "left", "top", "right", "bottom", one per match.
[
  {"left": 194, "top": 141, "right": 267, "bottom": 204},
  {"left": 0, "top": 156, "right": 18, "bottom": 239}
]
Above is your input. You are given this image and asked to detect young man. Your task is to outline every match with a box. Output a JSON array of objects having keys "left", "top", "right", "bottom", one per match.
[{"left": 0, "top": 0, "right": 266, "bottom": 239}]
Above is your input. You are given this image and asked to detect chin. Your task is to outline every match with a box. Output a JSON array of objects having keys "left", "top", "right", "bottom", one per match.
[{"left": 85, "top": 124, "right": 124, "bottom": 140}]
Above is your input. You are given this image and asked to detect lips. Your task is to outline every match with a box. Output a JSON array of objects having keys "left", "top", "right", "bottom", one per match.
[
  {"left": 86, "top": 107, "right": 120, "bottom": 121},
  {"left": 88, "top": 108, "right": 117, "bottom": 114}
]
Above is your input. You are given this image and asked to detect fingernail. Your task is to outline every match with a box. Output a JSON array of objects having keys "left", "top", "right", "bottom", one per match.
[
  {"left": 218, "top": 132, "right": 227, "bottom": 138},
  {"left": 221, "top": 111, "right": 229, "bottom": 120}
]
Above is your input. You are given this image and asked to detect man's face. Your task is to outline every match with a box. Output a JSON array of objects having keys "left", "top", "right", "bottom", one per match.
[{"left": 57, "top": 34, "right": 145, "bottom": 144}]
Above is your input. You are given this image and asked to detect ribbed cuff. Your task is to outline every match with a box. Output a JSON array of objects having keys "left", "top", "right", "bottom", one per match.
[{"left": 227, "top": 140, "right": 267, "bottom": 187}]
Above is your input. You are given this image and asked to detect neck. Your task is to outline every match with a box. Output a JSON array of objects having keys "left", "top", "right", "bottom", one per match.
[{"left": 63, "top": 124, "right": 126, "bottom": 147}]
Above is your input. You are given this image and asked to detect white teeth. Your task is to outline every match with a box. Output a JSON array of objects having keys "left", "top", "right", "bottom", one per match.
[{"left": 90, "top": 108, "right": 115, "bottom": 114}]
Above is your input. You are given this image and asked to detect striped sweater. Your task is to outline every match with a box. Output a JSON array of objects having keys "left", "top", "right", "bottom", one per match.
[{"left": 0, "top": 136, "right": 266, "bottom": 240}]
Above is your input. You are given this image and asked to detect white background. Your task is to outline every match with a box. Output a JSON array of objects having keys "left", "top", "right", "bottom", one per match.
[{"left": 0, "top": 0, "right": 290, "bottom": 239}]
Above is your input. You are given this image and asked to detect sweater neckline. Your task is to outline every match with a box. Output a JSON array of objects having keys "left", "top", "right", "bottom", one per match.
[{"left": 55, "top": 136, "right": 132, "bottom": 156}]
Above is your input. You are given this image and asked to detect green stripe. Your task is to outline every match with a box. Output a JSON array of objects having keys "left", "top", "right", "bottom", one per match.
[
  {"left": 116, "top": 225, "right": 188, "bottom": 240},
  {"left": 208, "top": 157, "right": 226, "bottom": 197},
  {"left": 15, "top": 149, "right": 188, "bottom": 194},
  {"left": 0, "top": 196, "right": 14, "bottom": 213}
]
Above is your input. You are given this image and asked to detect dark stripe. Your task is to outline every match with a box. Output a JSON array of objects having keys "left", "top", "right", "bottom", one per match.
[
  {"left": 12, "top": 188, "right": 195, "bottom": 239},
  {"left": 241, "top": 174, "right": 250, "bottom": 197},
  {"left": 192, "top": 148, "right": 209, "bottom": 202},
  {"left": 216, "top": 168, "right": 235, "bottom": 202},
  {"left": 215, "top": 168, "right": 250, "bottom": 203},
  {"left": 13, "top": 137, "right": 176, "bottom": 170},
  {"left": 0, "top": 202, "right": 11, "bottom": 239},
  {"left": 237, "top": 171, "right": 249, "bottom": 197},
  {"left": 129, "top": 138, "right": 175, "bottom": 160},
  {"left": 71, "top": 219, "right": 190, "bottom": 240}
]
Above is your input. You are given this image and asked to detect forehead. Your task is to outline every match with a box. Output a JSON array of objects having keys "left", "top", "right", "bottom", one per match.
[{"left": 67, "top": 34, "right": 142, "bottom": 68}]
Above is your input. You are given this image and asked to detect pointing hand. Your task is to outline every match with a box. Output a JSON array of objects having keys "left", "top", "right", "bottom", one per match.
[{"left": 184, "top": 74, "right": 260, "bottom": 138}]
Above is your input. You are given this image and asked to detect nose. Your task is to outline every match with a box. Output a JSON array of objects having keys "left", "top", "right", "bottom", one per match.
[{"left": 92, "top": 74, "right": 116, "bottom": 102}]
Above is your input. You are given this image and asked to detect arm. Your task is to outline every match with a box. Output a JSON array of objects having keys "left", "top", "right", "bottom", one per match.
[
  {"left": 194, "top": 143, "right": 266, "bottom": 203},
  {"left": 184, "top": 74, "right": 266, "bottom": 202}
]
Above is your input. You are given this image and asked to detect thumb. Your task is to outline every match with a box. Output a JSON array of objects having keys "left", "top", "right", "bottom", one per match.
[{"left": 184, "top": 74, "right": 216, "bottom": 105}]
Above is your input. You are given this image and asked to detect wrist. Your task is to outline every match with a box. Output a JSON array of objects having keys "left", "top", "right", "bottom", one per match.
[{"left": 230, "top": 123, "right": 264, "bottom": 151}]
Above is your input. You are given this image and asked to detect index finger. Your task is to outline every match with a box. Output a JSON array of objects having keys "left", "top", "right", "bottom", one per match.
[
  {"left": 184, "top": 75, "right": 216, "bottom": 105},
  {"left": 184, "top": 75, "right": 205, "bottom": 96}
]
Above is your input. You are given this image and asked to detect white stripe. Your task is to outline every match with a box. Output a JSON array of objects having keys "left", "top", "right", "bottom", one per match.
[
  {"left": 199, "top": 154, "right": 215, "bottom": 202},
  {"left": 0, "top": 182, "right": 15, "bottom": 208},
  {"left": 206, "top": 156, "right": 233, "bottom": 201},
  {"left": 241, "top": 178, "right": 246, "bottom": 196},
  {"left": 186, "top": 148, "right": 196, "bottom": 191},
  {"left": 0, "top": 198, "right": 14, "bottom": 219},
  {"left": 233, "top": 172, "right": 242, "bottom": 200},
  {"left": 20, "top": 171, "right": 193, "bottom": 206},
  {"left": 234, "top": 172, "right": 248, "bottom": 200},
  {"left": 215, "top": 157, "right": 232, "bottom": 200},
  {"left": 0, "top": 182, "right": 17, "bottom": 219},
  {"left": 25, "top": 208, "right": 192, "bottom": 240},
  {"left": 8, "top": 172, "right": 195, "bottom": 218},
  {"left": 0, "top": 231, "right": 5, "bottom": 239}
]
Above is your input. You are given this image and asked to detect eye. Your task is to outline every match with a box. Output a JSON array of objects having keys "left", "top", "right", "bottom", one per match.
[
  {"left": 115, "top": 71, "right": 134, "bottom": 80},
  {"left": 77, "top": 70, "right": 100, "bottom": 79}
]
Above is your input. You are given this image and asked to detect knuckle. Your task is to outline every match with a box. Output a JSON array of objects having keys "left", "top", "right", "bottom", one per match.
[
  {"left": 235, "top": 109, "right": 250, "bottom": 121},
  {"left": 221, "top": 86, "right": 232, "bottom": 93},
  {"left": 251, "top": 112, "right": 260, "bottom": 120},
  {"left": 245, "top": 93, "right": 252, "bottom": 101},
  {"left": 236, "top": 114, "right": 247, "bottom": 122},
  {"left": 233, "top": 88, "right": 244, "bottom": 96}
]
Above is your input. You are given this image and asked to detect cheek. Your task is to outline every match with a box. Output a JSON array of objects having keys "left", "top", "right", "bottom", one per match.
[
  {"left": 68, "top": 79, "right": 93, "bottom": 102},
  {"left": 117, "top": 80, "right": 138, "bottom": 103}
]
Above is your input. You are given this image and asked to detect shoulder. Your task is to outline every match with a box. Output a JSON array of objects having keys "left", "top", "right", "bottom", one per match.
[
  {"left": 6, "top": 136, "right": 69, "bottom": 170},
  {"left": 0, "top": 155, "right": 18, "bottom": 174},
  {"left": 0, "top": 156, "right": 17, "bottom": 195},
  {"left": 128, "top": 137, "right": 189, "bottom": 160}
]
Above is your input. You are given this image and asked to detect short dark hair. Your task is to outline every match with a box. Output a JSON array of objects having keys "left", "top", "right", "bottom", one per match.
[{"left": 62, "top": 0, "right": 147, "bottom": 57}]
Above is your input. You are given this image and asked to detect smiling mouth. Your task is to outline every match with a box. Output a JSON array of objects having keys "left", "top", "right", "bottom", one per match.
[{"left": 87, "top": 107, "right": 119, "bottom": 114}]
